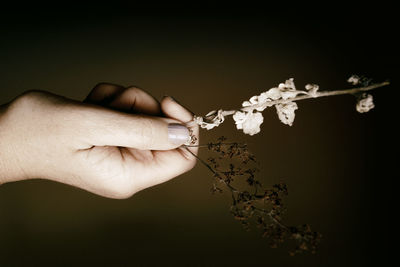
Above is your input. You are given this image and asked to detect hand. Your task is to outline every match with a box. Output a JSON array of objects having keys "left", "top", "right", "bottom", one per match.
[{"left": 0, "top": 83, "right": 199, "bottom": 198}]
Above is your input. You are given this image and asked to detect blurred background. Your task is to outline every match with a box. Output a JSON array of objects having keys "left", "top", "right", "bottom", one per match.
[{"left": 0, "top": 5, "right": 397, "bottom": 266}]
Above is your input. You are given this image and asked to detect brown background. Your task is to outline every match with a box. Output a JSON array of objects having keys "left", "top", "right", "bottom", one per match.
[{"left": 0, "top": 5, "right": 396, "bottom": 266}]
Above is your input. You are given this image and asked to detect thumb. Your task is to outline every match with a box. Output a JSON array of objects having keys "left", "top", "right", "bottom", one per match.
[{"left": 77, "top": 104, "right": 191, "bottom": 150}]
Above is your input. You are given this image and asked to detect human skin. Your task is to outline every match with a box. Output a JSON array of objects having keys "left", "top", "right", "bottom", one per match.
[{"left": 0, "top": 83, "right": 199, "bottom": 199}]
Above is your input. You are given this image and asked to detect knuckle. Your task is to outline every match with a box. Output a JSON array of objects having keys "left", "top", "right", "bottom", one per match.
[
  {"left": 7, "top": 90, "right": 47, "bottom": 115},
  {"left": 14, "top": 90, "right": 46, "bottom": 106},
  {"left": 137, "top": 118, "right": 155, "bottom": 149}
]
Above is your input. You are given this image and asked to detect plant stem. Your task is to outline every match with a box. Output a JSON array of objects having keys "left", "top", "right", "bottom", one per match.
[
  {"left": 202, "top": 81, "right": 390, "bottom": 119},
  {"left": 183, "top": 146, "right": 297, "bottom": 242},
  {"left": 183, "top": 147, "right": 217, "bottom": 175},
  {"left": 253, "top": 207, "right": 289, "bottom": 231},
  {"left": 243, "top": 81, "right": 390, "bottom": 112},
  {"left": 185, "top": 142, "right": 247, "bottom": 148},
  {"left": 183, "top": 146, "right": 240, "bottom": 193}
]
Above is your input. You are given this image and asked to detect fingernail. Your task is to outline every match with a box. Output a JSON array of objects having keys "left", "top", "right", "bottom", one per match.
[{"left": 168, "top": 123, "right": 190, "bottom": 145}]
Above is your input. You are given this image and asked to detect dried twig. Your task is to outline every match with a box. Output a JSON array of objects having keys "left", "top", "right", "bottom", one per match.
[{"left": 184, "top": 136, "right": 321, "bottom": 255}]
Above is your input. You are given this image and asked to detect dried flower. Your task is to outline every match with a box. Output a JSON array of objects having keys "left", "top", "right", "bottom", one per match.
[
  {"left": 183, "top": 74, "right": 389, "bottom": 256},
  {"left": 194, "top": 109, "right": 225, "bottom": 130},
  {"left": 233, "top": 111, "right": 264, "bottom": 136},
  {"left": 347, "top": 75, "right": 360, "bottom": 85},
  {"left": 278, "top": 78, "right": 305, "bottom": 100},
  {"left": 185, "top": 136, "right": 322, "bottom": 256},
  {"left": 356, "top": 93, "right": 374, "bottom": 113},
  {"left": 242, "top": 87, "right": 281, "bottom": 112},
  {"left": 260, "top": 87, "right": 282, "bottom": 102},
  {"left": 305, "top": 84, "right": 319, "bottom": 97},
  {"left": 276, "top": 102, "right": 298, "bottom": 126},
  {"left": 348, "top": 74, "right": 373, "bottom": 87},
  {"left": 192, "top": 77, "right": 388, "bottom": 134},
  {"left": 279, "top": 78, "right": 296, "bottom": 90}
]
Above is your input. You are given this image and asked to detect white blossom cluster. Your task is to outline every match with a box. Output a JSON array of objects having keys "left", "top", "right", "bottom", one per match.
[
  {"left": 194, "top": 78, "right": 319, "bottom": 135},
  {"left": 347, "top": 75, "right": 360, "bottom": 85},
  {"left": 193, "top": 109, "right": 225, "bottom": 130},
  {"left": 232, "top": 111, "right": 264, "bottom": 136},
  {"left": 193, "top": 76, "right": 378, "bottom": 136},
  {"left": 233, "top": 78, "right": 317, "bottom": 134},
  {"left": 347, "top": 75, "right": 375, "bottom": 113},
  {"left": 356, "top": 93, "right": 374, "bottom": 113}
]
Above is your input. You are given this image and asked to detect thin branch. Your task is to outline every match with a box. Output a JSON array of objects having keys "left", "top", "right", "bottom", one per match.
[
  {"left": 185, "top": 137, "right": 321, "bottom": 254},
  {"left": 183, "top": 146, "right": 241, "bottom": 193},
  {"left": 249, "top": 205, "right": 290, "bottom": 233},
  {"left": 185, "top": 142, "right": 247, "bottom": 148},
  {"left": 201, "top": 81, "right": 390, "bottom": 119},
  {"left": 184, "top": 145, "right": 288, "bottom": 232},
  {"left": 184, "top": 147, "right": 217, "bottom": 175},
  {"left": 242, "top": 81, "right": 390, "bottom": 112}
]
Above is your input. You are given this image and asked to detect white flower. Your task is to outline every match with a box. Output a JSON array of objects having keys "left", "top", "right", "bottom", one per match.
[
  {"left": 356, "top": 94, "right": 374, "bottom": 113},
  {"left": 256, "top": 88, "right": 282, "bottom": 107},
  {"left": 242, "top": 112, "right": 263, "bottom": 135},
  {"left": 242, "top": 95, "right": 259, "bottom": 107},
  {"left": 242, "top": 100, "right": 252, "bottom": 107},
  {"left": 232, "top": 111, "right": 246, "bottom": 128},
  {"left": 278, "top": 78, "right": 305, "bottom": 100},
  {"left": 202, "top": 122, "right": 218, "bottom": 130},
  {"left": 249, "top": 96, "right": 258, "bottom": 104},
  {"left": 278, "top": 78, "right": 296, "bottom": 91},
  {"left": 243, "top": 88, "right": 282, "bottom": 112},
  {"left": 193, "top": 115, "right": 203, "bottom": 124},
  {"left": 305, "top": 84, "right": 319, "bottom": 97},
  {"left": 262, "top": 87, "right": 281, "bottom": 101},
  {"left": 195, "top": 109, "right": 225, "bottom": 130},
  {"left": 276, "top": 102, "right": 298, "bottom": 126},
  {"left": 233, "top": 111, "right": 264, "bottom": 136},
  {"left": 348, "top": 75, "right": 360, "bottom": 85},
  {"left": 194, "top": 115, "right": 217, "bottom": 130},
  {"left": 241, "top": 79, "right": 304, "bottom": 112},
  {"left": 255, "top": 103, "right": 268, "bottom": 112}
]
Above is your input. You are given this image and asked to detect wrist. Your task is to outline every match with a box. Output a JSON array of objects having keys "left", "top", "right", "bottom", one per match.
[
  {"left": 0, "top": 102, "right": 27, "bottom": 184},
  {"left": 0, "top": 104, "right": 10, "bottom": 183}
]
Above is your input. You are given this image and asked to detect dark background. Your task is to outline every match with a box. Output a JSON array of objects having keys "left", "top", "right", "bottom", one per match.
[{"left": 0, "top": 5, "right": 397, "bottom": 266}]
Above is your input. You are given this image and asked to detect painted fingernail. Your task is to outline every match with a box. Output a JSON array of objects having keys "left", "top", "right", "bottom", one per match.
[{"left": 168, "top": 123, "right": 190, "bottom": 145}]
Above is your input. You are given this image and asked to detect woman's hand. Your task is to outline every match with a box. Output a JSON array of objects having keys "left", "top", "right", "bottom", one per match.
[{"left": 0, "top": 83, "right": 199, "bottom": 198}]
